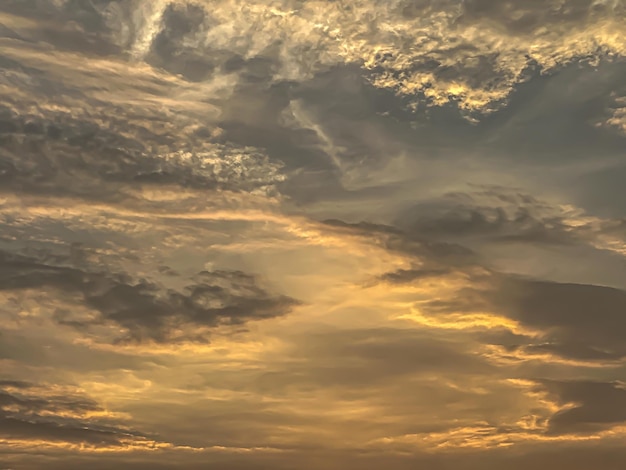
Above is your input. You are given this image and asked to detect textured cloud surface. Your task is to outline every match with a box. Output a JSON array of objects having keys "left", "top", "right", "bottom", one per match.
[{"left": 1, "top": 1, "right": 626, "bottom": 469}]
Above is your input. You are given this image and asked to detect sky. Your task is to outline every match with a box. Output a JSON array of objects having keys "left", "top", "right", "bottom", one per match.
[{"left": 1, "top": 1, "right": 626, "bottom": 469}]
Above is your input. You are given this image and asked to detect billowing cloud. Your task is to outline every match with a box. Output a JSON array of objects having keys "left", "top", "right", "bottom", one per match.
[{"left": 91, "top": 0, "right": 626, "bottom": 114}]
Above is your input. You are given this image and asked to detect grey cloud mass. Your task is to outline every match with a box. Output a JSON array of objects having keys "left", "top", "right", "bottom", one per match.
[
  {"left": 1, "top": 1, "right": 626, "bottom": 469},
  {"left": 536, "top": 380, "right": 626, "bottom": 434},
  {"left": 0, "top": 249, "right": 298, "bottom": 343}
]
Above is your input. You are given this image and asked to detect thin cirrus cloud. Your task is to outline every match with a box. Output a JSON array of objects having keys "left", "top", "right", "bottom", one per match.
[{"left": 1, "top": 1, "right": 626, "bottom": 469}]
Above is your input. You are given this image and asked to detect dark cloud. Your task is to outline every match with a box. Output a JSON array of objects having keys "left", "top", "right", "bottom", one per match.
[
  {"left": 535, "top": 380, "right": 626, "bottom": 434},
  {"left": 0, "top": 330, "right": 160, "bottom": 372},
  {"left": 0, "top": 381, "right": 144, "bottom": 446},
  {"left": 0, "top": 380, "right": 31, "bottom": 389},
  {"left": 0, "top": 107, "right": 284, "bottom": 201},
  {"left": 0, "top": 0, "right": 120, "bottom": 56},
  {"left": 323, "top": 218, "right": 477, "bottom": 264},
  {"left": 146, "top": 2, "right": 217, "bottom": 82},
  {"left": 411, "top": 274, "right": 626, "bottom": 363},
  {"left": 0, "top": 250, "right": 299, "bottom": 343},
  {"left": 331, "top": 206, "right": 626, "bottom": 364},
  {"left": 395, "top": 190, "right": 576, "bottom": 246},
  {"left": 378, "top": 267, "right": 452, "bottom": 283},
  {"left": 522, "top": 342, "right": 626, "bottom": 362},
  {"left": 0, "top": 385, "right": 101, "bottom": 417},
  {"left": 493, "top": 278, "right": 626, "bottom": 359}
]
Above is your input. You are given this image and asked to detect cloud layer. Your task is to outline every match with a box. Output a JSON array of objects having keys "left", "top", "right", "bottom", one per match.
[{"left": 1, "top": 1, "right": 626, "bottom": 469}]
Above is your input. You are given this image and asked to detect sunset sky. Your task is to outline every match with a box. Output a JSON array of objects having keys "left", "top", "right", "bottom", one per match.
[{"left": 1, "top": 1, "right": 626, "bottom": 469}]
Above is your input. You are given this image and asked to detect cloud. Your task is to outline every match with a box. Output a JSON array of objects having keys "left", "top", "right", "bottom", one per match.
[
  {"left": 0, "top": 381, "right": 145, "bottom": 447},
  {"left": 605, "top": 98, "right": 626, "bottom": 134},
  {"left": 3, "top": 1, "right": 626, "bottom": 221},
  {"left": 322, "top": 218, "right": 478, "bottom": 266},
  {"left": 325, "top": 193, "right": 626, "bottom": 365},
  {"left": 6, "top": 0, "right": 625, "bottom": 118},
  {"left": 403, "top": 273, "right": 626, "bottom": 364},
  {"left": 536, "top": 380, "right": 626, "bottom": 434},
  {"left": 258, "top": 327, "right": 494, "bottom": 391},
  {"left": 2, "top": 1, "right": 626, "bottom": 468},
  {"left": 144, "top": 2, "right": 225, "bottom": 82},
  {"left": 0, "top": 81, "right": 285, "bottom": 202},
  {"left": 395, "top": 189, "right": 578, "bottom": 245},
  {"left": 491, "top": 278, "right": 626, "bottom": 359},
  {"left": 0, "top": 249, "right": 299, "bottom": 344}
]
